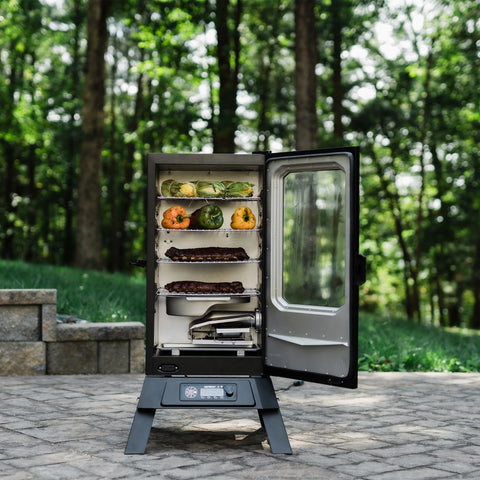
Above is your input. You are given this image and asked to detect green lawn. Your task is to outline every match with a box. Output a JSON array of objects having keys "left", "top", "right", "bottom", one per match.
[
  {"left": 0, "top": 259, "right": 146, "bottom": 324},
  {"left": 358, "top": 312, "right": 480, "bottom": 372},
  {"left": 2, "top": 259, "right": 480, "bottom": 372}
]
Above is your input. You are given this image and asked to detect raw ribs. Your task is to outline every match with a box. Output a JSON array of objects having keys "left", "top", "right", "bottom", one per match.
[
  {"left": 164, "top": 281, "right": 245, "bottom": 294},
  {"left": 164, "top": 246, "right": 249, "bottom": 262}
]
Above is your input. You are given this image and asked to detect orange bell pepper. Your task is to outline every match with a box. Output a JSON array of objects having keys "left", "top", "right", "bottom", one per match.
[{"left": 161, "top": 206, "right": 190, "bottom": 229}]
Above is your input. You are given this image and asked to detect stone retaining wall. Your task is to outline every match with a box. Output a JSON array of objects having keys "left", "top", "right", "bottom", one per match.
[{"left": 0, "top": 289, "right": 145, "bottom": 376}]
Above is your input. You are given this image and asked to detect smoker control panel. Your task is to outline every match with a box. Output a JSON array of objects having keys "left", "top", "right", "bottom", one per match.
[
  {"left": 159, "top": 378, "right": 255, "bottom": 406},
  {"left": 180, "top": 383, "right": 237, "bottom": 401}
]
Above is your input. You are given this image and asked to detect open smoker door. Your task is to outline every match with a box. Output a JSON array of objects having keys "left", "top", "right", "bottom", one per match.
[{"left": 264, "top": 147, "right": 362, "bottom": 388}]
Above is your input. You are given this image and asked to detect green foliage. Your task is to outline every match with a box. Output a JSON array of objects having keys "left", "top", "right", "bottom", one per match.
[
  {"left": 1, "top": 0, "right": 480, "bottom": 329},
  {"left": 240, "top": 0, "right": 296, "bottom": 150},
  {"left": 359, "top": 313, "right": 480, "bottom": 372},
  {"left": 0, "top": 259, "right": 145, "bottom": 324},
  {"left": 354, "top": 0, "right": 480, "bottom": 327}
]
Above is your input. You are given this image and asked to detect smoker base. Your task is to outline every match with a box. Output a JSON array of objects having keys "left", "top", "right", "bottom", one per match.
[{"left": 124, "top": 375, "right": 292, "bottom": 455}]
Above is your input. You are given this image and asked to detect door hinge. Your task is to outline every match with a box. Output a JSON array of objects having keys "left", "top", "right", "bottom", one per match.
[{"left": 130, "top": 259, "right": 147, "bottom": 268}]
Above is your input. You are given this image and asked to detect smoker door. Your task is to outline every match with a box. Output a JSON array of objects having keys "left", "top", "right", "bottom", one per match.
[{"left": 264, "top": 147, "right": 362, "bottom": 388}]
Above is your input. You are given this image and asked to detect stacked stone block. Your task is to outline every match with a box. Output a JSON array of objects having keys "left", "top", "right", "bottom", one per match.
[
  {"left": 0, "top": 289, "right": 55, "bottom": 375},
  {"left": 49, "top": 322, "right": 145, "bottom": 374},
  {"left": 0, "top": 289, "right": 144, "bottom": 375}
]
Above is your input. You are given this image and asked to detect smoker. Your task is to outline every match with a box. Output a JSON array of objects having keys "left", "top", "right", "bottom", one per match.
[{"left": 125, "top": 147, "right": 365, "bottom": 454}]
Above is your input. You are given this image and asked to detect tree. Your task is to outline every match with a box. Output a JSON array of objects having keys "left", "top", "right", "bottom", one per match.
[
  {"left": 294, "top": 0, "right": 317, "bottom": 150},
  {"left": 62, "top": 0, "right": 86, "bottom": 265},
  {"left": 238, "top": 0, "right": 296, "bottom": 152},
  {"left": 213, "top": 0, "right": 242, "bottom": 152},
  {"left": 330, "top": 0, "right": 343, "bottom": 140},
  {"left": 351, "top": 0, "right": 480, "bottom": 327},
  {"left": 75, "top": 0, "right": 112, "bottom": 269},
  {"left": 3, "top": 0, "right": 480, "bottom": 332},
  {"left": 0, "top": 0, "right": 44, "bottom": 259}
]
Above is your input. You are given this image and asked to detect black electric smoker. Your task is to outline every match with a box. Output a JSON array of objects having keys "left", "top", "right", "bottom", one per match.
[{"left": 125, "top": 147, "right": 365, "bottom": 454}]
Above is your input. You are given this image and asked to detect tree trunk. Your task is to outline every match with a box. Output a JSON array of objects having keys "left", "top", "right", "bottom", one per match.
[
  {"left": 118, "top": 61, "right": 144, "bottom": 270},
  {"left": 291, "top": 0, "right": 319, "bottom": 303},
  {"left": 371, "top": 147, "right": 419, "bottom": 320},
  {"left": 295, "top": 0, "right": 317, "bottom": 150},
  {"left": 254, "top": 1, "right": 281, "bottom": 152},
  {"left": 75, "top": 0, "right": 111, "bottom": 269},
  {"left": 213, "top": 0, "right": 242, "bottom": 153},
  {"left": 63, "top": 1, "right": 84, "bottom": 265},
  {"left": 25, "top": 144, "right": 37, "bottom": 261},
  {"left": 2, "top": 143, "right": 15, "bottom": 259},
  {"left": 471, "top": 235, "right": 480, "bottom": 329},
  {"left": 64, "top": 132, "right": 77, "bottom": 265},
  {"left": 448, "top": 273, "right": 463, "bottom": 327},
  {"left": 437, "top": 285, "right": 447, "bottom": 326},
  {"left": 331, "top": 0, "right": 343, "bottom": 140},
  {"left": 430, "top": 144, "right": 449, "bottom": 326},
  {"left": 1, "top": 52, "right": 20, "bottom": 259},
  {"left": 107, "top": 37, "right": 119, "bottom": 272}
]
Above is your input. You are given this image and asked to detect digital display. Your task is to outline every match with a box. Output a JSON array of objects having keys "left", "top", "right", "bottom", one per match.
[
  {"left": 180, "top": 384, "right": 236, "bottom": 401},
  {"left": 200, "top": 387, "right": 224, "bottom": 398}
]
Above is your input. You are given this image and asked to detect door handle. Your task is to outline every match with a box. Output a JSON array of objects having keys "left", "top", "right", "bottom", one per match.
[{"left": 355, "top": 254, "right": 366, "bottom": 286}]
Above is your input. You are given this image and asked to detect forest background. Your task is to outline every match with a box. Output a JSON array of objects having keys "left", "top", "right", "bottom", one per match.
[{"left": 1, "top": 0, "right": 479, "bottom": 330}]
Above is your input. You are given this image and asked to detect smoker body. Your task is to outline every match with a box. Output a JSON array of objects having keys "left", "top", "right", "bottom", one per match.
[{"left": 126, "top": 148, "right": 364, "bottom": 454}]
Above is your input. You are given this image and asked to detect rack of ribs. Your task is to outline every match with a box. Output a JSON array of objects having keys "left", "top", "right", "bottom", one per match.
[
  {"left": 164, "top": 246, "right": 249, "bottom": 262},
  {"left": 164, "top": 281, "right": 245, "bottom": 294}
]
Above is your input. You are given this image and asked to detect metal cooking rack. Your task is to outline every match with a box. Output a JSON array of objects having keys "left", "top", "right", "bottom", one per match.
[
  {"left": 156, "top": 258, "right": 260, "bottom": 264},
  {"left": 157, "top": 196, "right": 261, "bottom": 201},
  {"left": 156, "top": 288, "right": 260, "bottom": 297},
  {"left": 156, "top": 227, "right": 261, "bottom": 232}
]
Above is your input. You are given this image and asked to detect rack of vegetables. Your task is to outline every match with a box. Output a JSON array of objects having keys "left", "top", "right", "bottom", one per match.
[{"left": 160, "top": 180, "right": 256, "bottom": 198}]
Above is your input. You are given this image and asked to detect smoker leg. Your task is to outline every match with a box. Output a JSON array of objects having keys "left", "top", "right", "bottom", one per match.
[
  {"left": 258, "top": 408, "right": 292, "bottom": 454},
  {"left": 124, "top": 408, "right": 156, "bottom": 455}
]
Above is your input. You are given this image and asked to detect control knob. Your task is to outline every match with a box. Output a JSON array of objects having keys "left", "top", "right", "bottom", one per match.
[{"left": 224, "top": 385, "right": 235, "bottom": 397}]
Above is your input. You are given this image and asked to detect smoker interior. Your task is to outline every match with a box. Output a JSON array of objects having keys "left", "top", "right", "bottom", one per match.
[{"left": 149, "top": 155, "right": 265, "bottom": 376}]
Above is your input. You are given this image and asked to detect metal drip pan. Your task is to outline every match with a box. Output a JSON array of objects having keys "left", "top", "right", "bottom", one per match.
[{"left": 166, "top": 295, "right": 251, "bottom": 316}]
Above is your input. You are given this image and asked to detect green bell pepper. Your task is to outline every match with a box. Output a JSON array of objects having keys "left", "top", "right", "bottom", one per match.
[{"left": 189, "top": 205, "right": 224, "bottom": 229}]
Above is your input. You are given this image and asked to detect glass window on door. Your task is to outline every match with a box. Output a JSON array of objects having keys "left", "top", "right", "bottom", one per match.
[{"left": 283, "top": 169, "right": 346, "bottom": 308}]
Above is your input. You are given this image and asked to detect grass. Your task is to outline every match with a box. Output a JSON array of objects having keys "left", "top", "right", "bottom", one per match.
[
  {"left": 2, "top": 259, "right": 480, "bottom": 372},
  {"left": 359, "top": 312, "right": 480, "bottom": 372},
  {"left": 0, "top": 259, "right": 146, "bottom": 324}
]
